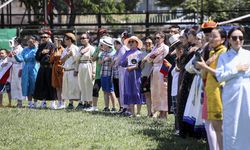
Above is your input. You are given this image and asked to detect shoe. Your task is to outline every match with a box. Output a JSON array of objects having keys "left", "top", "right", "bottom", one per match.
[
  {"left": 67, "top": 103, "right": 74, "bottom": 109},
  {"left": 40, "top": 101, "right": 47, "bottom": 109},
  {"left": 86, "top": 106, "right": 98, "bottom": 112},
  {"left": 75, "top": 103, "right": 84, "bottom": 110},
  {"left": 111, "top": 107, "right": 116, "bottom": 113},
  {"left": 173, "top": 130, "right": 180, "bottom": 136},
  {"left": 136, "top": 114, "right": 141, "bottom": 117},
  {"left": 28, "top": 103, "right": 33, "bottom": 109},
  {"left": 103, "top": 107, "right": 110, "bottom": 112},
  {"left": 32, "top": 103, "right": 37, "bottom": 109},
  {"left": 50, "top": 101, "right": 57, "bottom": 109},
  {"left": 118, "top": 108, "right": 127, "bottom": 115},
  {"left": 83, "top": 103, "right": 92, "bottom": 110},
  {"left": 57, "top": 102, "right": 66, "bottom": 109}
]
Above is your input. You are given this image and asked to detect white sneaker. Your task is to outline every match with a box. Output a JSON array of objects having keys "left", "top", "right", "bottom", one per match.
[
  {"left": 50, "top": 101, "right": 57, "bottom": 109},
  {"left": 57, "top": 103, "right": 66, "bottom": 109},
  {"left": 28, "top": 103, "right": 33, "bottom": 109},
  {"left": 86, "top": 106, "right": 98, "bottom": 112}
]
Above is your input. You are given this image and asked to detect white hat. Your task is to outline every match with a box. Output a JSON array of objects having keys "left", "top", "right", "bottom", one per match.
[
  {"left": 113, "top": 38, "right": 122, "bottom": 45},
  {"left": 169, "top": 34, "right": 180, "bottom": 48},
  {"left": 100, "top": 36, "right": 113, "bottom": 47},
  {"left": 124, "top": 36, "right": 143, "bottom": 49}
]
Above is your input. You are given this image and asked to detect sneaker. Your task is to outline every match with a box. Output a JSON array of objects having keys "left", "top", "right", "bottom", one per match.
[
  {"left": 67, "top": 103, "right": 74, "bottom": 109},
  {"left": 118, "top": 108, "right": 127, "bottom": 115},
  {"left": 32, "top": 102, "right": 37, "bottom": 109},
  {"left": 111, "top": 107, "right": 116, "bottom": 113},
  {"left": 40, "top": 101, "right": 47, "bottom": 109},
  {"left": 103, "top": 107, "right": 110, "bottom": 112},
  {"left": 75, "top": 103, "right": 84, "bottom": 110},
  {"left": 173, "top": 130, "right": 180, "bottom": 136},
  {"left": 57, "top": 102, "right": 66, "bottom": 109},
  {"left": 50, "top": 101, "right": 57, "bottom": 109},
  {"left": 86, "top": 106, "right": 98, "bottom": 112},
  {"left": 83, "top": 103, "right": 92, "bottom": 110}
]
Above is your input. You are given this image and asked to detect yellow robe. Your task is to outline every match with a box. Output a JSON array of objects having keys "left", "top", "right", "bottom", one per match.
[{"left": 205, "top": 45, "right": 226, "bottom": 120}]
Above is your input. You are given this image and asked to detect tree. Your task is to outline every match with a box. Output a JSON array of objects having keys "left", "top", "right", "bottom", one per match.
[
  {"left": 18, "top": 0, "right": 140, "bottom": 28},
  {"left": 155, "top": 0, "right": 250, "bottom": 22}
]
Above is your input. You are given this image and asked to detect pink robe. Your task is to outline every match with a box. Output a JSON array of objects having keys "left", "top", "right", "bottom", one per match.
[{"left": 146, "top": 43, "right": 169, "bottom": 112}]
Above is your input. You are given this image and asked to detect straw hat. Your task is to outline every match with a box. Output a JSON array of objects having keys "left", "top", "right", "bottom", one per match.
[
  {"left": 100, "top": 36, "right": 113, "bottom": 47},
  {"left": 65, "top": 32, "right": 76, "bottom": 42},
  {"left": 124, "top": 36, "right": 143, "bottom": 49},
  {"left": 169, "top": 34, "right": 180, "bottom": 48}
]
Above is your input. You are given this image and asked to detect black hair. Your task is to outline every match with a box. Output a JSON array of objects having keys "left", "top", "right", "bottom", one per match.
[
  {"left": 214, "top": 27, "right": 227, "bottom": 45},
  {"left": 227, "top": 26, "right": 245, "bottom": 39},
  {"left": 14, "top": 37, "right": 22, "bottom": 44},
  {"left": 154, "top": 31, "right": 165, "bottom": 39}
]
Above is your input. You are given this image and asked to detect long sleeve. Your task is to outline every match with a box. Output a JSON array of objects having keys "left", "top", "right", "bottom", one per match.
[
  {"left": 14, "top": 52, "right": 24, "bottom": 62},
  {"left": 215, "top": 54, "right": 238, "bottom": 83}
]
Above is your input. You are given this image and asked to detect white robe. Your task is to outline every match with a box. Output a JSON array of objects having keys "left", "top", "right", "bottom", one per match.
[
  {"left": 76, "top": 45, "right": 95, "bottom": 102},
  {"left": 216, "top": 48, "right": 250, "bottom": 150},
  {"left": 8, "top": 45, "right": 26, "bottom": 100},
  {"left": 61, "top": 44, "right": 81, "bottom": 100}
]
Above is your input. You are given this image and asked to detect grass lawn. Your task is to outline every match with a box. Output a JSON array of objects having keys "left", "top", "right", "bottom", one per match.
[{"left": 0, "top": 94, "right": 208, "bottom": 150}]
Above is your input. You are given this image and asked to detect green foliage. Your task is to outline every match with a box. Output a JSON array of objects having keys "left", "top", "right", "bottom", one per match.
[{"left": 156, "top": 0, "right": 250, "bottom": 22}]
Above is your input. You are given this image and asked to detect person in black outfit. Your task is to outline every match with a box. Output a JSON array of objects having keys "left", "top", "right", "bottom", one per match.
[{"left": 33, "top": 30, "right": 57, "bottom": 109}]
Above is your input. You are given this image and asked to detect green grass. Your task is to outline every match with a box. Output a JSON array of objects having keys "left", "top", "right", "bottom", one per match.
[{"left": 0, "top": 94, "right": 208, "bottom": 150}]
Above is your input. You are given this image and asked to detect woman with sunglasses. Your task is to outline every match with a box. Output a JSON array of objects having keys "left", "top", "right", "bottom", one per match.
[
  {"left": 196, "top": 27, "right": 227, "bottom": 150},
  {"left": 215, "top": 27, "right": 250, "bottom": 150},
  {"left": 144, "top": 31, "right": 169, "bottom": 119},
  {"left": 120, "top": 36, "right": 144, "bottom": 117}
]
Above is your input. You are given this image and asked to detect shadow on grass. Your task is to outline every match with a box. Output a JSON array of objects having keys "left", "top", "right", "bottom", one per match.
[{"left": 132, "top": 119, "right": 208, "bottom": 150}]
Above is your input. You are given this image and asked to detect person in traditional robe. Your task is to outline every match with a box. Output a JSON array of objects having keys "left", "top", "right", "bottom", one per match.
[
  {"left": 196, "top": 28, "right": 227, "bottom": 150},
  {"left": 33, "top": 31, "right": 57, "bottom": 109},
  {"left": 75, "top": 33, "right": 95, "bottom": 110},
  {"left": 120, "top": 36, "right": 144, "bottom": 117},
  {"left": 215, "top": 27, "right": 250, "bottom": 150},
  {"left": 14, "top": 36, "right": 39, "bottom": 108},
  {"left": 61, "top": 33, "right": 81, "bottom": 109},
  {"left": 144, "top": 31, "right": 169, "bottom": 119},
  {"left": 50, "top": 36, "right": 65, "bottom": 109},
  {"left": 8, "top": 38, "right": 26, "bottom": 107}
]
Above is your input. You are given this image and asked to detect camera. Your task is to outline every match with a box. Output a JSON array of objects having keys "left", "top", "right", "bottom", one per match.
[{"left": 192, "top": 50, "right": 202, "bottom": 66}]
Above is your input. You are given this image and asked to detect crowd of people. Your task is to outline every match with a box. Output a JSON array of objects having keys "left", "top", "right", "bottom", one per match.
[{"left": 0, "top": 21, "right": 249, "bottom": 150}]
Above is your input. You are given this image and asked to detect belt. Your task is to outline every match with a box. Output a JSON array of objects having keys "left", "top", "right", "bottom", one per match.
[
  {"left": 64, "top": 68, "right": 74, "bottom": 71},
  {"left": 79, "top": 60, "right": 91, "bottom": 63}
]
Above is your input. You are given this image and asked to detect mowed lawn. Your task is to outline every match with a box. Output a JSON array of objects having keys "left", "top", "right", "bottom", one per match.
[{"left": 0, "top": 94, "right": 208, "bottom": 150}]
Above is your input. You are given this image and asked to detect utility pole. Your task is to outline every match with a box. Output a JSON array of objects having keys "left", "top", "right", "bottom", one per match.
[{"left": 145, "top": 0, "right": 149, "bottom": 37}]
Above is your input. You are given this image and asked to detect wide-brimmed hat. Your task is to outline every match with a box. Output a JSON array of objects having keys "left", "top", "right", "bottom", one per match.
[
  {"left": 124, "top": 36, "right": 143, "bottom": 49},
  {"left": 169, "top": 34, "right": 180, "bottom": 48},
  {"left": 65, "top": 32, "right": 76, "bottom": 42},
  {"left": 100, "top": 36, "right": 113, "bottom": 47}
]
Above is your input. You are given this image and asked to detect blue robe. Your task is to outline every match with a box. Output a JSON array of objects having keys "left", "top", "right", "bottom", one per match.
[
  {"left": 216, "top": 48, "right": 250, "bottom": 150},
  {"left": 15, "top": 46, "right": 39, "bottom": 96}
]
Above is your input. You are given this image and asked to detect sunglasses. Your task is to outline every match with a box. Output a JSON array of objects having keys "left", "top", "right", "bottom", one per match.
[
  {"left": 81, "top": 37, "right": 87, "bottom": 40},
  {"left": 231, "top": 36, "right": 244, "bottom": 41},
  {"left": 128, "top": 40, "right": 136, "bottom": 44},
  {"left": 41, "top": 36, "right": 48, "bottom": 39}
]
